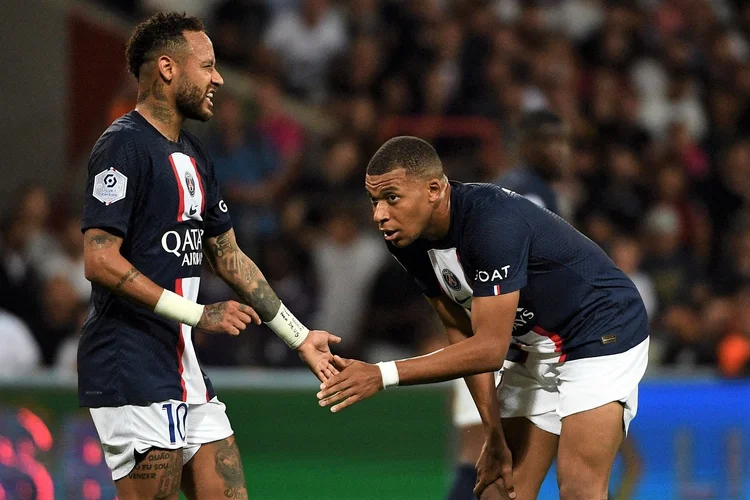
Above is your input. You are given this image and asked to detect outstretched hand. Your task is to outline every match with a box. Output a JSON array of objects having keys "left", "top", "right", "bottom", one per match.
[
  {"left": 296, "top": 330, "right": 342, "bottom": 382},
  {"left": 316, "top": 356, "right": 384, "bottom": 413}
]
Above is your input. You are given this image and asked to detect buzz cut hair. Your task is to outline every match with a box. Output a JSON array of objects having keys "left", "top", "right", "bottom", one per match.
[
  {"left": 125, "top": 11, "right": 205, "bottom": 79},
  {"left": 366, "top": 136, "right": 444, "bottom": 178}
]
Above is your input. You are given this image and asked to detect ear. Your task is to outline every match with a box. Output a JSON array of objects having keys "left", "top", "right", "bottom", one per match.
[
  {"left": 427, "top": 177, "right": 443, "bottom": 203},
  {"left": 156, "top": 55, "right": 176, "bottom": 83}
]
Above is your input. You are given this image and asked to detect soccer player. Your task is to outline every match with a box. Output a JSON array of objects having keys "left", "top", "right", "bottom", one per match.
[
  {"left": 448, "top": 109, "right": 570, "bottom": 500},
  {"left": 317, "top": 136, "right": 650, "bottom": 500},
  {"left": 80, "top": 12, "right": 339, "bottom": 500}
]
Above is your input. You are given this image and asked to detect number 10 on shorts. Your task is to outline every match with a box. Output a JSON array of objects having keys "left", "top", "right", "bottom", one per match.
[{"left": 162, "top": 403, "right": 188, "bottom": 444}]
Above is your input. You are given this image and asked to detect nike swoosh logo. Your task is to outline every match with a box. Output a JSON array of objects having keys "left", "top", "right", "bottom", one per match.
[
  {"left": 456, "top": 296, "right": 471, "bottom": 304},
  {"left": 188, "top": 206, "right": 197, "bottom": 215}
]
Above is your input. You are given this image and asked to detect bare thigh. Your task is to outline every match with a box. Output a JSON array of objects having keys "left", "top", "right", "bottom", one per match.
[
  {"left": 181, "top": 435, "right": 248, "bottom": 500},
  {"left": 115, "top": 448, "right": 183, "bottom": 500},
  {"left": 557, "top": 402, "right": 625, "bottom": 500},
  {"left": 502, "top": 417, "right": 558, "bottom": 500}
]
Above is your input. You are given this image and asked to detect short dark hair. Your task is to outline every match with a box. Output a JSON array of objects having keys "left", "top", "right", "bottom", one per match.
[
  {"left": 366, "top": 136, "right": 443, "bottom": 177},
  {"left": 520, "top": 110, "right": 564, "bottom": 140},
  {"left": 126, "top": 12, "right": 205, "bottom": 79}
]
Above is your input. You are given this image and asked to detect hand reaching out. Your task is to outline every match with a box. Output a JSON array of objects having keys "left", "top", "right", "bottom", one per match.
[
  {"left": 296, "top": 330, "right": 342, "bottom": 382},
  {"left": 316, "top": 356, "right": 384, "bottom": 412}
]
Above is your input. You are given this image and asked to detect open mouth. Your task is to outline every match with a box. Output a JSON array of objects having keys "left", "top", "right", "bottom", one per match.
[
  {"left": 382, "top": 229, "right": 398, "bottom": 241},
  {"left": 205, "top": 91, "right": 215, "bottom": 107}
]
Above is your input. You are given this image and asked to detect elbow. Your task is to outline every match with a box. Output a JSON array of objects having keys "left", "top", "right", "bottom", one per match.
[
  {"left": 84, "top": 254, "right": 108, "bottom": 284},
  {"left": 472, "top": 340, "right": 506, "bottom": 372}
]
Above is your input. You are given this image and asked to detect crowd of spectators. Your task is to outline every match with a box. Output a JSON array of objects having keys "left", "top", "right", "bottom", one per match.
[{"left": 2, "top": 0, "right": 750, "bottom": 377}]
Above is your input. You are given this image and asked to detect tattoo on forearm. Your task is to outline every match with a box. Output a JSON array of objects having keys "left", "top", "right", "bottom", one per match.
[
  {"left": 115, "top": 267, "right": 141, "bottom": 290},
  {"left": 242, "top": 279, "right": 281, "bottom": 322},
  {"left": 209, "top": 233, "right": 278, "bottom": 319},
  {"left": 87, "top": 234, "right": 118, "bottom": 249},
  {"left": 215, "top": 438, "right": 247, "bottom": 499}
]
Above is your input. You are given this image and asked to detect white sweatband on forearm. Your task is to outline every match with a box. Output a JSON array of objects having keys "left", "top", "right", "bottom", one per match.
[
  {"left": 154, "top": 289, "right": 205, "bottom": 327},
  {"left": 265, "top": 302, "right": 309, "bottom": 349},
  {"left": 377, "top": 361, "right": 400, "bottom": 389}
]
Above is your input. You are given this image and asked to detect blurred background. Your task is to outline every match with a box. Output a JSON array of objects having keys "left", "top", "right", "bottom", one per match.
[{"left": 1, "top": 0, "right": 750, "bottom": 498}]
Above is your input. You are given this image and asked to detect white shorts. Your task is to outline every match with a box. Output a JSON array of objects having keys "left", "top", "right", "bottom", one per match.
[
  {"left": 500, "top": 338, "right": 649, "bottom": 436},
  {"left": 90, "top": 397, "right": 233, "bottom": 480},
  {"left": 452, "top": 378, "right": 486, "bottom": 427}
]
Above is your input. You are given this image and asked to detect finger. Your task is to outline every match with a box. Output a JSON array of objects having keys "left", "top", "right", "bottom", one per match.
[
  {"left": 330, "top": 393, "right": 360, "bottom": 413},
  {"left": 328, "top": 334, "right": 342, "bottom": 344},
  {"left": 319, "top": 388, "right": 352, "bottom": 408},
  {"left": 236, "top": 311, "right": 253, "bottom": 325},
  {"left": 227, "top": 326, "right": 240, "bottom": 336},
  {"left": 473, "top": 476, "right": 491, "bottom": 498},
  {"left": 317, "top": 379, "right": 348, "bottom": 399},
  {"left": 332, "top": 355, "right": 352, "bottom": 369},
  {"left": 232, "top": 318, "right": 247, "bottom": 331},
  {"left": 501, "top": 469, "right": 516, "bottom": 499}
]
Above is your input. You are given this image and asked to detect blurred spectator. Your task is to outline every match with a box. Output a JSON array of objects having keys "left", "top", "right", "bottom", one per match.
[
  {"left": 255, "top": 75, "right": 305, "bottom": 166},
  {"left": 641, "top": 204, "right": 699, "bottom": 309},
  {"left": 311, "top": 201, "right": 388, "bottom": 357},
  {"left": 713, "top": 212, "right": 750, "bottom": 296},
  {"left": 0, "top": 218, "right": 43, "bottom": 330},
  {"left": 35, "top": 276, "right": 84, "bottom": 366},
  {"left": 0, "top": 309, "right": 41, "bottom": 378},
  {"left": 264, "top": 0, "right": 347, "bottom": 101},
  {"left": 212, "top": 0, "right": 270, "bottom": 68},
  {"left": 41, "top": 216, "right": 90, "bottom": 303},
  {"left": 207, "top": 92, "right": 282, "bottom": 251},
  {"left": 717, "top": 285, "right": 750, "bottom": 377},
  {"left": 302, "top": 135, "right": 364, "bottom": 222},
  {"left": 610, "top": 235, "right": 658, "bottom": 319}
]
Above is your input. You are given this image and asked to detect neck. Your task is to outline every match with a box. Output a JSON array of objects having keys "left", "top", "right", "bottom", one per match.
[
  {"left": 424, "top": 182, "right": 452, "bottom": 240},
  {"left": 135, "top": 78, "right": 183, "bottom": 142}
]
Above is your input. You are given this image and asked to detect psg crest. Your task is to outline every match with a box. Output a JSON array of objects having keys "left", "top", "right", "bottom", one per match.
[
  {"left": 185, "top": 171, "right": 196, "bottom": 197},
  {"left": 442, "top": 268, "right": 461, "bottom": 291}
]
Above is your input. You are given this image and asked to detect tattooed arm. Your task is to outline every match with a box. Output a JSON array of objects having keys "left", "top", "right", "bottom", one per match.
[
  {"left": 203, "top": 228, "right": 281, "bottom": 321},
  {"left": 83, "top": 228, "right": 163, "bottom": 307},
  {"left": 203, "top": 229, "right": 342, "bottom": 378},
  {"left": 84, "top": 227, "right": 260, "bottom": 335}
]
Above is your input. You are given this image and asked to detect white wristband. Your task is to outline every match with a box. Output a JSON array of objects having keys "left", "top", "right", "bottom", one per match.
[
  {"left": 376, "top": 361, "right": 400, "bottom": 389},
  {"left": 154, "top": 289, "right": 205, "bottom": 327},
  {"left": 265, "top": 302, "right": 310, "bottom": 349}
]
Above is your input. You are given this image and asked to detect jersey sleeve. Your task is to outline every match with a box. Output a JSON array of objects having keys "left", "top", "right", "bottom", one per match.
[
  {"left": 463, "top": 202, "right": 530, "bottom": 297},
  {"left": 388, "top": 244, "right": 442, "bottom": 298},
  {"left": 202, "top": 158, "right": 233, "bottom": 238},
  {"left": 81, "top": 137, "right": 143, "bottom": 238}
]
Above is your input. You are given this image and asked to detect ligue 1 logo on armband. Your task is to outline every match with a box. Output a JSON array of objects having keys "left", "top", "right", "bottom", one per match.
[
  {"left": 185, "top": 171, "right": 196, "bottom": 197},
  {"left": 441, "top": 269, "right": 461, "bottom": 292}
]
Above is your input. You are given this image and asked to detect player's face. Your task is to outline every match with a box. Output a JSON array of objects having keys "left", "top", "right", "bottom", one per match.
[
  {"left": 366, "top": 169, "right": 437, "bottom": 247},
  {"left": 176, "top": 31, "right": 223, "bottom": 122}
]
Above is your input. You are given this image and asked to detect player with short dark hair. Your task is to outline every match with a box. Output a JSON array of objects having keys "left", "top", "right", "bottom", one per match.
[
  {"left": 81, "top": 12, "right": 339, "bottom": 500},
  {"left": 317, "top": 136, "right": 649, "bottom": 500}
]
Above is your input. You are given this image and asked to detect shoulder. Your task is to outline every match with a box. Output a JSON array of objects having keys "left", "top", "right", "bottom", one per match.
[
  {"left": 92, "top": 113, "right": 149, "bottom": 158},
  {"left": 455, "top": 182, "right": 526, "bottom": 219}
]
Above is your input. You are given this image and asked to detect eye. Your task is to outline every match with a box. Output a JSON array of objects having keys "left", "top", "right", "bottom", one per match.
[{"left": 387, "top": 194, "right": 400, "bottom": 203}]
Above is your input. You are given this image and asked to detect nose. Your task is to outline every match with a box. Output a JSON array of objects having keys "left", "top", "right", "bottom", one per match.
[
  {"left": 213, "top": 68, "right": 224, "bottom": 87},
  {"left": 373, "top": 201, "right": 389, "bottom": 224}
]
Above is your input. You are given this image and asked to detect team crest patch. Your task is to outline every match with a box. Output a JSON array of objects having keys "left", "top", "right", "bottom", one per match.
[
  {"left": 442, "top": 269, "right": 461, "bottom": 291},
  {"left": 93, "top": 168, "right": 127, "bottom": 205},
  {"left": 185, "top": 171, "right": 196, "bottom": 197}
]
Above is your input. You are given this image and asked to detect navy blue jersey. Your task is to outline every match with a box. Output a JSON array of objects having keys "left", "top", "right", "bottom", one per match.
[
  {"left": 496, "top": 166, "right": 561, "bottom": 216},
  {"left": 389, "top": 182, "right": 648, "bottom": 362},
  {"left": 79, "top": 111, "right": 232, "bottom": 407}
]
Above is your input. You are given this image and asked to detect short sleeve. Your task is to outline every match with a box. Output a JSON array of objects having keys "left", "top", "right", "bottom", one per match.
[
  {"left": 388, "top": 243, "right": 442, "bottom": 298},
  {"left": 464, "top": 205, "right": 530, "bottom": 297},
  {"left": 202, "top": 158, "right": 233, "bottom": 238},
  {"left": 81, "top": 137, "right": 143, "bottom": 238}
]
